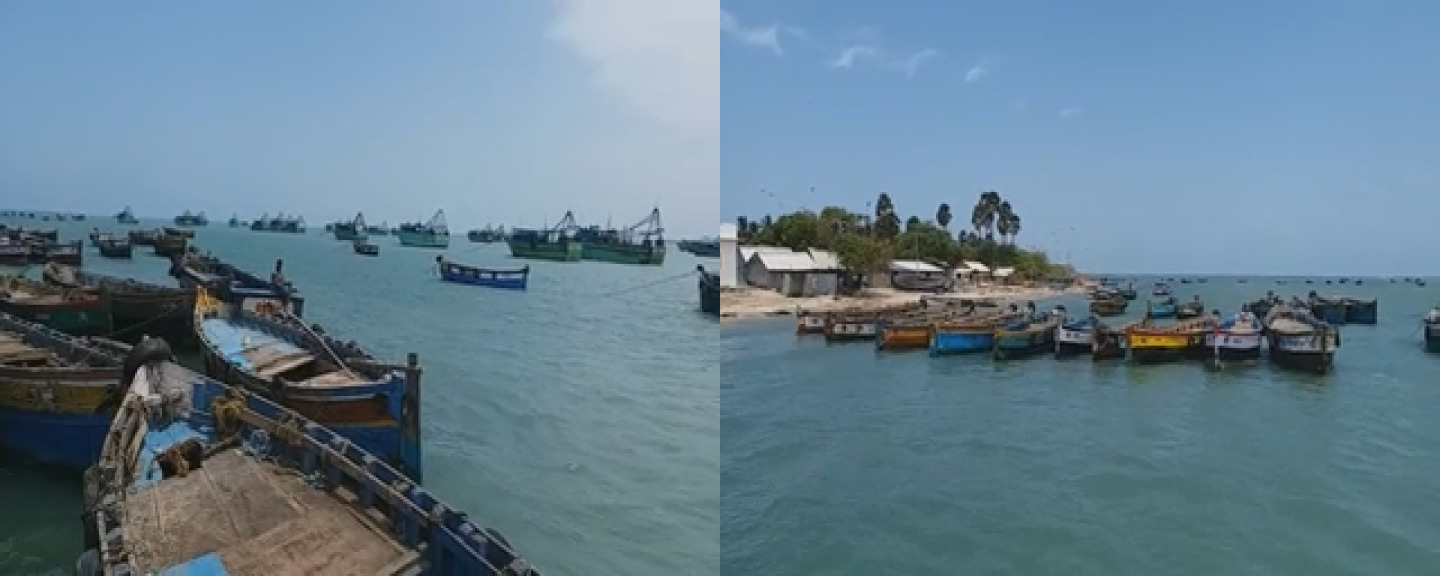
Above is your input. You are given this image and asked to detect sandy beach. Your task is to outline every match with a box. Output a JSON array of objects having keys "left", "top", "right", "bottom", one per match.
[{"left": 720, "top": 283, "right": 1092, "bottom": 321}]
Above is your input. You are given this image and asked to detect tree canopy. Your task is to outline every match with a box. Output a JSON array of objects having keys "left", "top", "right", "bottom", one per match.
[{"left": 737, "top": 191, "right": 1073, "bottom": 281}]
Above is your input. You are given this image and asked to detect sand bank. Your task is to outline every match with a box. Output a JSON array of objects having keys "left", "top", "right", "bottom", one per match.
[{"left": 720, "top": 284, "right": 1091, "bottom": 321}]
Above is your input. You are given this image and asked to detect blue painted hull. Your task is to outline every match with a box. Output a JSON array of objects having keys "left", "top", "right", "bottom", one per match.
[
  {"left": 0, "top": 406, "right": 109, "bottom": 469},
  {"left": 1344, "top": 301, "right": 1377, "bottom": 325},
  {"left": 439, "top": 269, "right": 528, "bottom": 290},
  {"left": 1149, "top": 305, "right": 1176, "bottom": 319},
  {"left": 930, "top": 330, "right": 994, "bottom": 356}
]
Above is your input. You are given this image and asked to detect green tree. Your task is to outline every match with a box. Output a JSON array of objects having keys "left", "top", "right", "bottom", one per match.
[
  {"left": 970, "top": 191, "right": 1001, "bottom": 241},
  {"left": 905, "top": 215, "right": 922, "bottom": 232},
  {"left": 936, "top": 203, "right": 952, "bottom": 230},
  {"left": 834, "top": 232, "right": 890, "bottom": 276},
  {"left": 873, "top": 192, "right": 901, "bottom": 240},
  {"left": 735, "top": 216, "right": 749, "bottom": 240}
]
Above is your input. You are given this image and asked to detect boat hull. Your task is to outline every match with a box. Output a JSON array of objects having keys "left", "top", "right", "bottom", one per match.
[
  {"left": 396, "top": 231, "right": 450, "bottom": 248},
  {"left": 1426, "top": 324, "right": 1440, "bottom": 352},
  {"left": 929, "top": 328, "right": 993, "bottom": 356},
  {"left": 1309, "top": 301, "right": 1346, "bottom": 325},
  {"left": 877, "top": 323, "right": 932, "bottom": 351},
  {"left": 0, "top": 376, "right": 113, "bottom": 469},
  {"left": 1054, "top": 326, "right": 1094, "bottom": 356},
  {"left": 581, "top": 243, "right": 666, "bottom": 265},
  {"left": 0, "top": 299, "right": 113, "bottom": 336},
  {"left": 825, "top": 319, "right": 878, "bottom": 342},
  {"left": 994, "top": 325, "right": 1057, "bottom": 360},
  {"left": 699, "top": 273, "right": 719, "bottom": 316},
  {"left": 1127, "top": 331, "right": 1204, "bottom": 363},
  {"left": 195, "top": 312, "right": 421, "bottom": 481},
  {"left": 438, "top": 267, "right": 528, "bottom": 290},
  {"left": 1203, "top": 332, "right": 1263, "bottom": 361},
  {"left": 507, "top": 239, "right": 583, "bottom": 262},
  {"left": 1267, "top": 332, "right": 1338, "bottom": 374},
  {"left": 1343, "top": 300, "right": 1378, "bottom": 325},
  {"left": 795, "top": 314, "right": 825, "bottom": 334}
]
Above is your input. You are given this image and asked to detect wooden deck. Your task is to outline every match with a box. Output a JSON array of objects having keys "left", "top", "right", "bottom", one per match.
[
  {"left": 122, "top": 449, "right": 418, "bottom": 575},
  {"left": 0, "top": 332, "right": 54, "bottom": 365}
]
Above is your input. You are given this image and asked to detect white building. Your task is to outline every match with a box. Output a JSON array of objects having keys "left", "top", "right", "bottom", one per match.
[
  {"left": 718, "top": 223, "right": 739, "bottom": 287},
  {"left": 888, "top": 259, "right": 948, "bottom": 291},
  {"left": 742, "top": 247, "right": 842, "bottom": 297}
]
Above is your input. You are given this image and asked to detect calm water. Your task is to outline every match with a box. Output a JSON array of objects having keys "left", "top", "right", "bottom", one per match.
[
  {"left": 0, "top": 217, "right": 719, "bottom": 576},
  {"left": 724, "top": 278, "right": 1440, "bottom": 574}
]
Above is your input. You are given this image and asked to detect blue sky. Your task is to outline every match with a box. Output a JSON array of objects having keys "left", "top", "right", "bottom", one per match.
[
  {"left": 720, "top": 0, "right": 1440, "bottom": 275},
  {"left": 0, "top": 1, "right": 717, "bottom": 237}
]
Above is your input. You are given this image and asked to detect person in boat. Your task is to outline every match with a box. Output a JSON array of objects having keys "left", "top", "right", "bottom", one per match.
[{"left": 271, "top": 259, "right": 292, "bottom": 312}]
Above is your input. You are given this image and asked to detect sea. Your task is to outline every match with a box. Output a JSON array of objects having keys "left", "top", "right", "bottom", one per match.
[
  {"left": 723, "top": 278, "right": 1440, "bottom": 575},
  {"left": 0, "top": 216, "right": 719, "bottom": 576}
]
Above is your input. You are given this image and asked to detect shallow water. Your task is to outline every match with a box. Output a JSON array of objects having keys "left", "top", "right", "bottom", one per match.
[
  {"left": 0, "top": 217, "right": 719, "bottom": 575},
  {"left": 723, "top": 277, "right": 1440, "bottom": 574}
]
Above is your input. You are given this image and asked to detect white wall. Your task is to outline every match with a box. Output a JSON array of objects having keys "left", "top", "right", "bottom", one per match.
[{"left": 719, "top": 223, "right": 739, "bottom": 287}]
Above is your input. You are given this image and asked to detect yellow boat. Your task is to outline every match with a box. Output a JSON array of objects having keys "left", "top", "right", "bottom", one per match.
[
  {"left": 877, "top": 320, "right": 933, "bottom": 351},
  {"left": 1125, "top": 317, "right": 1215, "bottom": 363}
]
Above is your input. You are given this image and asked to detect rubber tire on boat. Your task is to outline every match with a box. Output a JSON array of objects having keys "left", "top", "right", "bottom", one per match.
[
  {"left": 74, "top": 548, "right": 99, "bottom": 576},
  {"left": 121, "top": 337, "right": 175, "bottom": 388}
]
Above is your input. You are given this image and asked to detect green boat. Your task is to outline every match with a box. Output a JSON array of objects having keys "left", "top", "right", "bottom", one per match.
[
  {"left": 579, "top": 207, "right": 666, "bottom": 265},
  {"left": 396, "top": 209, "right": 450, "bottom": 248},
  {"left": 508, "top": 211, "right": 583, "bottom": 262},
  {"left": 0, "top": 275, "right": 113, "bottom": 336}
]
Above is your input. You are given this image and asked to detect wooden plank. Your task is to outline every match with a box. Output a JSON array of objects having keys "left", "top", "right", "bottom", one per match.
[{"left": 255, "top": 353, "right": 315, "bottom": 378}]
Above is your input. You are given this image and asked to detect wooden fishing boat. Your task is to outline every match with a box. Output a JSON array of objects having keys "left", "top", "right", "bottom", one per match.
[
  {"left": 171, "top": 255, "right": 306, "bottom": 318},
  {"left": 993, "top": 311, "right": 1062, "bottom": 360},
  {"left": 43, "top": 263, "right": 192, "bottom": 343},
  {"left": 1055, "top": 315, "right": 1099, "bottom": 356},
  {"left": 162, "top": 226, "right": 196, "bottom": 239},
  {"left": 97, "top": 237, "right": 133, "bottom": 259},
  {"left": 1147, "top": 297, "right": 1178, "bottom": 319},
  {"left": 929, "top": 311, "right": 1017, "bottom": 356},
  {"left": 1125, "top": 316, "right": 1216, "bottom": 363},
  {"left": 509, "top": 211, "right": 583, "bottom": 262},
  {"left": 699, "top": 266, "right": 719, "bottom": 316},
  {"left": 153, "top": 231, "right": 189, "bottom": 257},
  {"left": 1117, "top": 283, "right": 1138, "bottom": 300},
  {"left": 1265, "top": 306, "right": 1339, "bottom": 374},
  {"left": 128, "top": 228, "right": 160, "bottom": 246},
  {"left": 0, "top": 311, "right": 124, "bottom": 469},
  {"left": 353, "top": 240, "right": 380, "bottom": 256},
  {"left": 1341, "top": 297, "right": 1378, "bottom": 325},
  {"left": 1152, "top": 282, "right": 1172, "bottom": 297},
  {"left": 397, "top": 209, "right": 451, "bottom": 248},
  {"left": 334, "top": 212, "right": 368, "bottom": 241},
  {"left": 578, "top": 208, "right": 666, "bottom": 265},
  {"left": 435, "top": 256, "right": 529, "bottom": 290},
  {"left": 0, "top": 241, "right": 29, "bottom": 266},
  {"left": 1424, "top": 307, "right": 1440, "bottom": 352},
  {"left": 79, "top": 341, "right": 537, "bottom": 575},
  {"left": 0, "top": 274, "right": 113, "bottom": 336},
  {"left": 795, "top": 309, "right": 827, "bottom": 334},
  {"left": 876, "top": 315, "right": 936, "bottom": 351},
  {"left": 193, "top": 288, "right": 423, "bottom": 480},
  {"left": 1090, "top": 296, "right": 1127, "bottom": 317},
  {"left": 824, "top": 313, "right": 880, "bottom": 342},
  {"left": 41, "top": 240, "right": 84, "bottom": 266},
  {"left": 1204, "top": 310, "right": 1264, "bottom": 364},
  {"left": 1092, "top": 324, "right": 1128, "bottom": 361},
  {"left": 1175, "top": 297, "right": 1205, "bottom": 320},
  {"left": 1306, "top": 294, "right": 1347, "bottom": 325}
]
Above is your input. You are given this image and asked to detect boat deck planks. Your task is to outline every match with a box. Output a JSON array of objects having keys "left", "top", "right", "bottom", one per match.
[
  {"left": 0, "top": 333, "right": 53, "bottom": 365},
  {"left": 122, "top": 449, "right": 412, "bottom": 575}
]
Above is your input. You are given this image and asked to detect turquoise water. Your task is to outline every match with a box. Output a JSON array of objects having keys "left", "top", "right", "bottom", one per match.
[
  {"left": 723, "top": 278, "right": 1440, "bottom": 574},
  {"left": 0, "top": 217, "right": 719, "bottom": 575}
]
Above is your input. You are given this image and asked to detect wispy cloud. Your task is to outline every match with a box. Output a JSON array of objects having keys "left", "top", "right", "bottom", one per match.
[
  {"left": 784, "top": 26, "right": 809, "bottom": 41},
  {"left": 892, "top": 48, "right": 941, "bottom": 79},
  {"left": 1058, "top": 107, "right": 1082, "bottom": 118},
  {"left": 828, "top": 44, "right": 877, "bottom": 69},
  {"left": 720, "top": 9, "right": 783, "bottom": 56},
  {"left": 964, "top": 62, "right": 989, "bottom": 84}
]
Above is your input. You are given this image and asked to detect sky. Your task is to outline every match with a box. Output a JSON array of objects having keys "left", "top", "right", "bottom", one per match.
[
  {"left": 720, "top": 0, "right": 1440, "bottom": 276},
  {"left": 0, "top": 0, "right": 717, "bottom": 237}
]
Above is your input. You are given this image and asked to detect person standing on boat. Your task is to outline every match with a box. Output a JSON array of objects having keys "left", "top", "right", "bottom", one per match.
[{"left": 271, "top": 259, "right": 292, "bottom": 313}]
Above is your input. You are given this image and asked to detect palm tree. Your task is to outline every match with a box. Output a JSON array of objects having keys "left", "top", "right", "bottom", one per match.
[
  {"left": 936, "top": 203, "right": 952, "bottom": 230},
  {"left": 996, "top": 201, "right": 1014, "bottom": 244}
]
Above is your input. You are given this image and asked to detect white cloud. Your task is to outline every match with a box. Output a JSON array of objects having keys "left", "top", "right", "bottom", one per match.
[
  {"left": 964, "top": 63, "right": 988, "bottom": 83},
  {"left": 1059, "top": 107, "right": 1082, "bottom": 118},
  {"left": 893, "top": 49, "right": 940, "bottom": 79},
  {"left": 719, "top": 9, "right": 783, "bottom": 56},
  {"left": 546, "top": 0, "right": 719, "bottom": 137},
  {"left": 828, "top": 44, "right": 877, "bottom": 69}
]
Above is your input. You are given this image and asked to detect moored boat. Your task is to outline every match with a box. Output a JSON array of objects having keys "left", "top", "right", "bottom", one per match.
[
  {"left": 172, "top": 210, "right": 208, "bottom": 227},
  {"left": 128, "top": 228, "right": 160, "bottom": 246},
  {"left": 1306, "top": 292, "right": 1347, "bottom": 325},
  {"left": 1125, "top": 316, "right": 1216, "bottom": 363},
  {"left": 1147, "top": 297, "right": 1178, "bottom": 319},
  {"left": 1089, "top": 295, "right": 1127, "bottom": 317},
  {"left": 795, "top": 309, "right": 827, "bottom": 334},
  {"left": 699, "top": 266, "right": 719, "bottom": 316},
  {"left": 1265, "top": 306, "right": 1340, "bottom": 374},
  {"left": 334, "top": 212, "right": 368, "bottom": 241},
  {"left": 193, "top": 288, "right": 423, "bottom": 480},
  {"left": 1424, "top": 306, "right": 1440, "bottom": 352},
  {"left": 97, "top": 237, "right": 133, "bottom": 259},
  {"left": 0, "top": 311, "right": 124, "bottom": 469},
  {"left": 1055, "top": 313, "right": 1099, "bottom": 356},
  {"left": 508, "top": 211, "right": 583, "bottom": 262},
  {"left": 397, "top": 209, "right": 451, "bottom": 248},
  {"left": 824, "top": 313, "right": 880, "bottom": 342},
  {"left": 435, "top": 256, "right": 530, "bottom": 290},
  {"left": 578, "top": 208, "right": 666, "bottom": 265},
  {"left": 1153, "top": 282, "right": 1172, "bottom": 296},
  {"left": 170, "top": 255, "right": 307, "bottom": 318},
  {"left": 876, "top": 316, "right": 934, "bottom": 351},
  {"left": 153, "top": 231, "right": 189, "bottom": 258},
  {"left": 929, "top": 309, "right": 1017, "bottom": 356},
  {"left": 40, "top": 240, "right": 84, "bottom": 266},
  {"left": 1176, "top": 296, "right": 1205, "bottom": 319},
  {"left": 993, "top": 307, "right": 1062, "bottom": 360},
  {"left": 0, "top": 274, "right": 113, "bottom": 336},
  {"left": 353, "top": 240, "right": 380, "bottom": 256},
  {"left": 467, "top": 225, "right": 506, "bottom": 243},
  {"left": 1341, "top": 297, "right": 1378, "bottom": 325},
  {"left": 43, "top": 263, "right": 192, "bottom": 344},
  {"left": 1091, "top": 324, "right": 1128, "bottom": 360},
  {"left": 115, "top": 207, "right": 139, "bottom": 224},
  {"left": 1204, "top": 309, "right": 1264, "bottom": 364},
  {"left": 79, "top": 341, "right": 537, "bottom": 575}
]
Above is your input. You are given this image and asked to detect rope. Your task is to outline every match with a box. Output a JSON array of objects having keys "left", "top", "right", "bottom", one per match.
[{"left": 584, "top": 269, "right": 702, "bottom": 298}]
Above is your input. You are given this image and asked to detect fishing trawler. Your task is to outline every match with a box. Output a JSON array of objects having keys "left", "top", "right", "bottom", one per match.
[
  {"left": 508, "top": 211, "right": 583, "bottom": 261},
  {"left": 333, "top": 212, "right": 368, "bottom": 241},
  {"left": 397, "top": 209, "right": 450, "bottom": 248},
  {"left": 577, "top": 208, "right": 666, "bottom": 265}
]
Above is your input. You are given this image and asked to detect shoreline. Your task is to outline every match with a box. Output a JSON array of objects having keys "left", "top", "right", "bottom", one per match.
[{"left": 720, "top": 284, "right": 1092, "bottom": 322}]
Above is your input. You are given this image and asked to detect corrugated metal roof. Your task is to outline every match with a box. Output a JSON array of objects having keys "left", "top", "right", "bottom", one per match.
[
  {"left": 739, "top": 245, "right": 793, "bottom": 261},
  {"left": 751, "top": 250, "right": 821, "bottom": 272},
  {"left": 890, "top": 259, "right": 944, "bottom": 273},
  {"left": 807, "top": 248, "right": 842, "bottom": 270}
]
